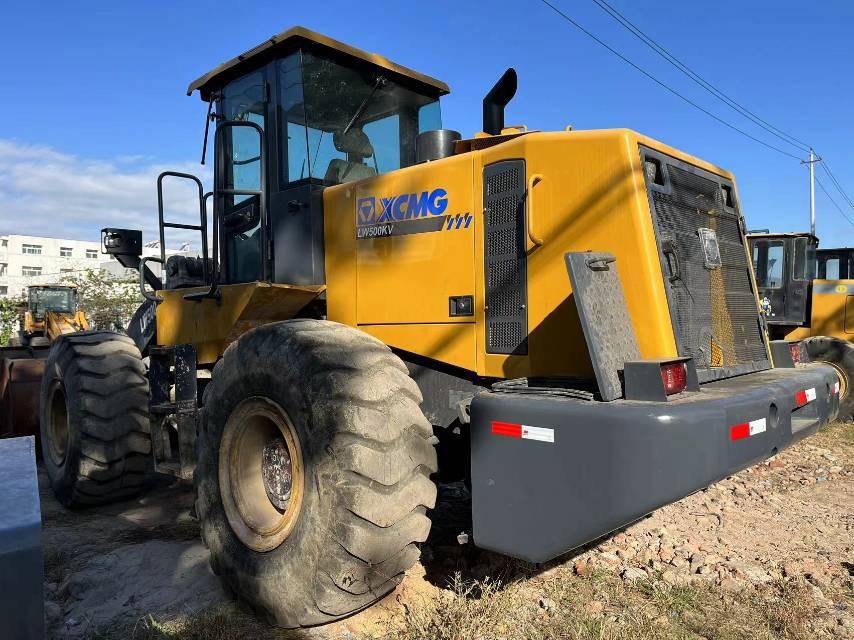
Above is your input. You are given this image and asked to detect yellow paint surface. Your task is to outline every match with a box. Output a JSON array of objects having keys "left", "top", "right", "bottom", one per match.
[
  {"left": 784, "top": 279, "right": 854, "bottom": 342},
  {"left": 156, "top": 283, "right": 324, "bottom": 364}
]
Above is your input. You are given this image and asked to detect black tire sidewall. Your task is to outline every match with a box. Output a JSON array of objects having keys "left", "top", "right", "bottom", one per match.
[
  {"left": 39, "top": 347, "right": 85, "bottom": 507},
  {"left": 197, "top": 335, "right": 336, "bottom": 624},
  {"left": 804, "top": 336, "right": 854, "bottom": 421}
]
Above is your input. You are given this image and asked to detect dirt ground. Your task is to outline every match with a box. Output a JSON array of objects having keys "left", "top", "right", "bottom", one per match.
[{"left": 41, "top": 422, "right": 854, "bottom": 639}]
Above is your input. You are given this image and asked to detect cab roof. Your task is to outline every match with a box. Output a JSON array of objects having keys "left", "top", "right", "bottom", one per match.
[
  {"left": 187, "top": 26, "right": 450, "bottom": 101},
  {"left": 746, "top": 232, "right": 819, "bottom": 242}
]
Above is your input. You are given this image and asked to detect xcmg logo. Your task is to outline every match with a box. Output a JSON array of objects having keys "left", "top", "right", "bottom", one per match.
[{"left": 357, "top": 189, "right": 448, "bottom": 226}]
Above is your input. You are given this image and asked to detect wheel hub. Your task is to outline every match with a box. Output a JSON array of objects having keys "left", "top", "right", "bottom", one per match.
[
  {"left": 219, "top": 397, "right": 304, "bottom": 552},
  {"left": 262, "top": 436, "right": 293, "bottom": 511}
]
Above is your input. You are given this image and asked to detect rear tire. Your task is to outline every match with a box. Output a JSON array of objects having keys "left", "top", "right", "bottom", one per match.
[
  {"left": 39, "top": 331, "right": 151, "bottom": 507},
  {"left": 195, "top": 319, "right": 437, "bottom": 628},
  {"left": 803, "top": 336, "right": 854, "bottom": 422}
]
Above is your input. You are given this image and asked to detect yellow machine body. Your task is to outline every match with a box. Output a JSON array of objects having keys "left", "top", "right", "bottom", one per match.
[
  {"left": 156, "top": 283, "right": 324, "bottom": 365},
  {"left": 780, "top": 281, "right": 854, "bottom": 342},
  {"left": 157, "top": 128, "right": 749, "bottom": 379}
]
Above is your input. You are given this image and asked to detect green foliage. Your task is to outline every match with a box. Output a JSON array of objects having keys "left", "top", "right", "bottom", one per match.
[
  {"left": 61, "top": 269, "right": 143, "bottom": 332},
  {"left": 0, "top": 296, "right": 23, "bottom": 346}
]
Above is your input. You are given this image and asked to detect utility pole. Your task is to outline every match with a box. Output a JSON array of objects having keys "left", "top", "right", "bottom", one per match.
[
  {"left": 802, "top": 148, "right": 819, "bottom": 236},
  {"left": 809, "top": 148, "right": 816, "bottom": 236}
]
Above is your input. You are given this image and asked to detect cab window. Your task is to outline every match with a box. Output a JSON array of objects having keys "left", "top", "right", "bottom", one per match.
[
  {"left": 277, "top": 51, "right": 441, "bottom": 187},
  {"left": 752, "top": 240, "right": 784, "bottom": 288},
  {"left": 792, "top": 237, "right": 816, "bottom": 281},
  {"left": 219, "top": 69, "right": 266, "bottom": 283},
  {"left": 823, "top": 257, "right": 841, "bottom": 280}
]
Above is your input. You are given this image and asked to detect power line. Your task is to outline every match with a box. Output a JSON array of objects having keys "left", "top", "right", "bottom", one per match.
[
  {"left": 820, "top": 161, "right": 854, "bottom": 210},
  {"left": 588, "top": 0, "right": 811, "bottom": 153},
  {"left": 538, "top": 0, "right": 805, "bottom": 161},
  {"left": 815, "top": 175, "right": 854, "bottom": 227},
  {"left": 539, "top": 0, "right": 854, "bottom": 230}
]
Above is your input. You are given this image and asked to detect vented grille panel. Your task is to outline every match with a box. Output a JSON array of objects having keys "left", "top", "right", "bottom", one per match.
[
  {"left": 484, "top": 160, "right": 527, "bottom": 355},
  {"left": 646, "top": 155, "right": 769, "bottom": 376}
]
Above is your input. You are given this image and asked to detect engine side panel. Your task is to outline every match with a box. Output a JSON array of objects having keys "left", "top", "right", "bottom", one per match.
[{"left": 326, "top": 129, "right": 720, "bottom": 379}]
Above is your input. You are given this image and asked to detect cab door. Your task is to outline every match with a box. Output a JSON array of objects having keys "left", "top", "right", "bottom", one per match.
[
  {"left": 752, "top": 238, "right": 788, "bottom": 321},
  {"left": 217, "top": 68, "right": 268, "bottom": 284}
]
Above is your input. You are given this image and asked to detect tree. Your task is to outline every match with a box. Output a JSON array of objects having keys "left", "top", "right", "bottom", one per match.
[
  {"left": 0, "top": 296, "right": 23, "bottom": 346},
  {"left": 61, "top": 269, "right": 143, "bottom": 332}
]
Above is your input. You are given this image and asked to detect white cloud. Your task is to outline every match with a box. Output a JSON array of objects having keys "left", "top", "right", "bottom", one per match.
[{"left": 0, "top": 139, "right": 212, "bottom": 250}]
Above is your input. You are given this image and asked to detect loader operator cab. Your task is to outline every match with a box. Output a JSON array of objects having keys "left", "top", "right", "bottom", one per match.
[
  {"left": 113, "top": 28, "right": 448, "bottom": 295},
  {"left": 747, "top": 232, "right": 817, "bottom": 335},
  {"left": 27, "top": 286, "right": 77, "bottom": 321},
  {"left": 213, "top": 46, "right": 443, "bottom": 285}
]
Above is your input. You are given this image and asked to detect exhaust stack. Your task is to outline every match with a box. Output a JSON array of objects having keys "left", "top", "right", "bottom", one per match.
[{"left": 483, "top": 68, "right": 517, "bottom": 135}]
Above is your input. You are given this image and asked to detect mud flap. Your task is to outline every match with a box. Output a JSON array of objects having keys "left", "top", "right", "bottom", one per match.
[{"left": 564, "top": 252, "right": 640, "bottom": 401}]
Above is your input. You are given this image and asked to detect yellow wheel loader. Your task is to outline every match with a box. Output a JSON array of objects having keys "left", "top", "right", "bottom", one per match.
[
  {"left": 748, "top": 232, "right": 854, "bottom": 420},
  {"left": 12, "top": 284, "right": 89, "bottom": 347},
  {"left": 0, "top": 285, "right": 89, "bottom": 439},
  {"left": 41, "top": 27, "right": 840, "bottom": 627}
]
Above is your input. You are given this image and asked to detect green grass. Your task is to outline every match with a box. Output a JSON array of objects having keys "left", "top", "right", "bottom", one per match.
[
  {"left": 369, "top": 569, "right": 824, "bottom": 640},
  {"left": 43, "top": 545, "right": 70, "bottom": 584},
  {"left": 84, "top": 604, "right": 311, "bottom": 640}
]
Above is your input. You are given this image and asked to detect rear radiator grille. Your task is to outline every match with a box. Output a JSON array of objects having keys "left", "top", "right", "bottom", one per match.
[
  {"left": 645, "top": 153, "right": 769, "bottom": 378},
  {"left": 484, "top": 160, "right": 527, "bottom": 355}
]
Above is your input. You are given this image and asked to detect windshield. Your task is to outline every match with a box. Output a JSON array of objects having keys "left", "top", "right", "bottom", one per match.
[
  {"left": 30, "top": 288, "right": 75, "bottom": 319},
  {"left": 278, "top": 51, "right": 441, "bottom": 186}
]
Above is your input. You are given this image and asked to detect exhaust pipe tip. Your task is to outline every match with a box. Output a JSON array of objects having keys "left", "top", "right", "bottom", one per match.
[{"left": 483, "top": 68, "right": 518, "bottom": 135}]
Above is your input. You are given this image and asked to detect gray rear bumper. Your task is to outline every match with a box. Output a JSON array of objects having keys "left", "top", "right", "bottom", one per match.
[{"left": 470, "top": 364, "right": 839, "bottom": 563}]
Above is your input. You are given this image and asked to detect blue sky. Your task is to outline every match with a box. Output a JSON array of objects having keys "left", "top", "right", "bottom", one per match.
[{"left": 0, "top": 0, "right": 851, "bottom": 246}]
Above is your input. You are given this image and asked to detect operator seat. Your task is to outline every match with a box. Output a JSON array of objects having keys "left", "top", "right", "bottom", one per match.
[{"left": 324, "top": 128, "right": 377, "bottom": 184}]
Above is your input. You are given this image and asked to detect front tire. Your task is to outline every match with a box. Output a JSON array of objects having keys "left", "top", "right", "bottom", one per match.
[
  {"left": 39, "top": 332, "right": 151, "bottom": 507},
  {"left": 195, "top": 319, "right": 437, "bottom": 628},
  {"left": 804, "top": 336, "right": 854, "bottom": 422}
]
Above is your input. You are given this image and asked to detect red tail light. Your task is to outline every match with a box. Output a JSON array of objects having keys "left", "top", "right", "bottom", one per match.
[
  {"left": 660, "top": 361, "right": 688, "bottom": 395},
  {"left": 789, "top": 342, "right": 802, "bottom": 364}
]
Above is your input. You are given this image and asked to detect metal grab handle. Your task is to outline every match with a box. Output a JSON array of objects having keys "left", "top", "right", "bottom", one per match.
[
  {"left": 586, "top": 255, "right": 616, "bottom": 271},
  {"left": 140, "top": 256, "right": 165, "bottom": 303},
  {"left": 527, "top": 173, "right": 544, "bottom": 247},
  {"left": 661, "top": 239, "right": 682, "bottom": 283}
]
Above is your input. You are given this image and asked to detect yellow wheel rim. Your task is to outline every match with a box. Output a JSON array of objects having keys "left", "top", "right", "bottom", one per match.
[{"left": 218, "top": 397, "right": 305, "bottom": 552}]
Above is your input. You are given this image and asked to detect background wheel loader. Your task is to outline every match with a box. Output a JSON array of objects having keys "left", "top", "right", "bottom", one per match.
[
  {"left": 748, "top": 231, "right": 854, "bottom": 420},
  {"left": 11, "top": 284, "right": 90, "bottom": 347},
  {"left": 41, "top": 27, "right": 841, "bottom": 628},
  {"left": 0, "top": 285, "right": 89, "bottom": 439}
]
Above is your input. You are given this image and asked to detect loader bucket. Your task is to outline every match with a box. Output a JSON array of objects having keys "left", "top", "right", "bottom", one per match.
[{"left": 0, "top": 347, "right": 48, "bottom": 439}]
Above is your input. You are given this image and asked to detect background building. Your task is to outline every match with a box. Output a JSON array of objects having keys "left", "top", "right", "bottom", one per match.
[{"left": 0, "top": 234, "right": 188, "bottom": 298}]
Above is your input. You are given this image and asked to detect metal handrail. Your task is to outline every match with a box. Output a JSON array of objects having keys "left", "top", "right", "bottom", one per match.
[
  {"left": 157, "top": 171, "right": 209, "bottom": 285},
  {"left": 139, "top": 256, "right": 165, "bottom": 302}
]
